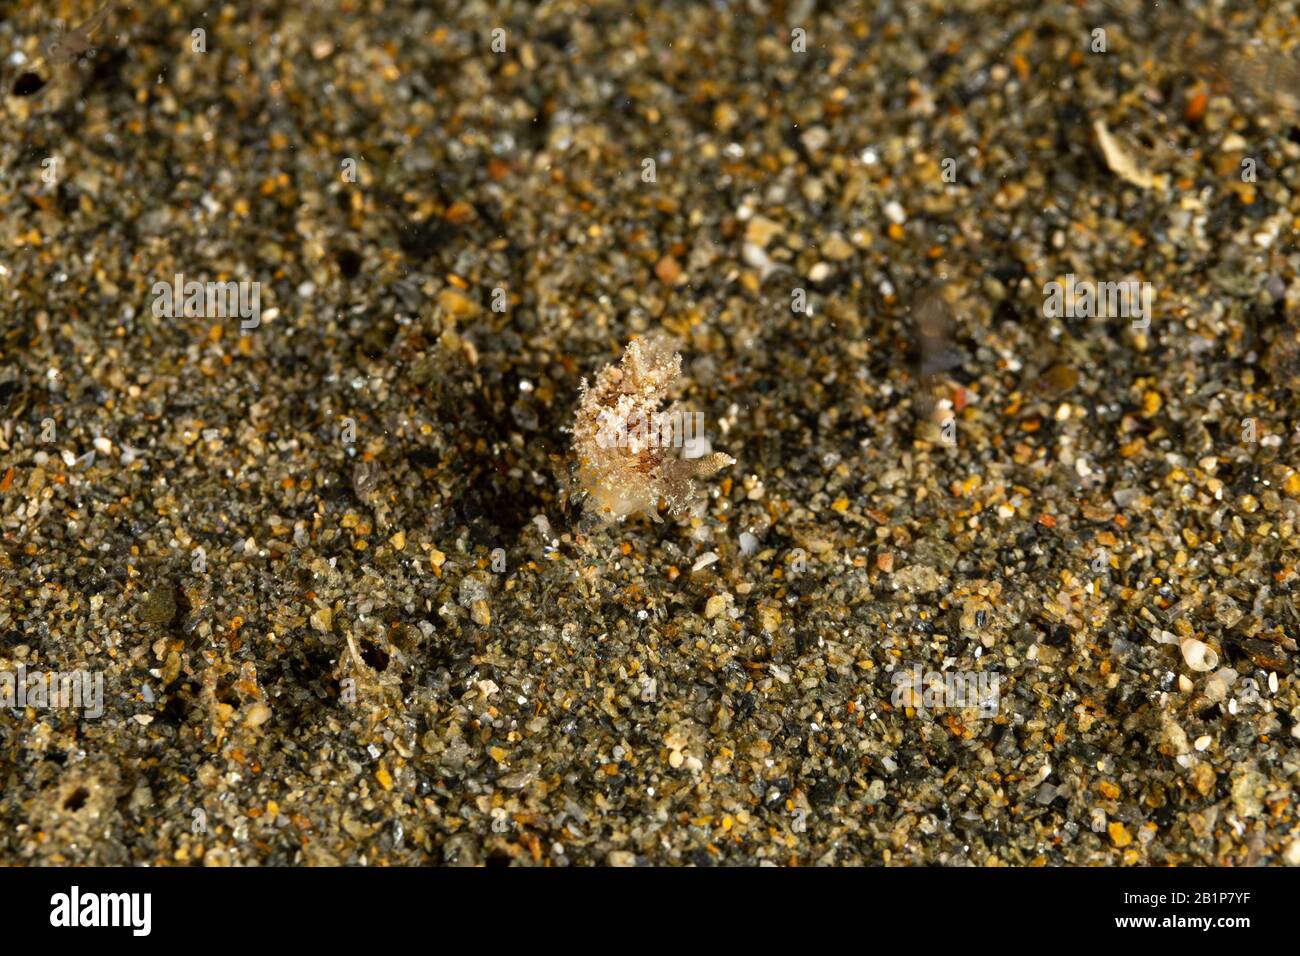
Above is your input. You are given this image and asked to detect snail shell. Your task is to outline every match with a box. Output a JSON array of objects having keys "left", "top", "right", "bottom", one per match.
[{"left": 1180, "top": 638, "right": 1219, "bottom": 673}]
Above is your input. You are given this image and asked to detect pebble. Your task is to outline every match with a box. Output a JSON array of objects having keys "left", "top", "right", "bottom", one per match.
[
  {"left": 744, "top": 216, "right": 783, "bottom": 249},
  {"left": 244, "top": 704, "right": 273, "bottom": 728},
  {"left": 9, "top": 0, "right": 1299, "bottom": 872},
  {"left": 820, "top": 233, "right": 854, "bottom": 261},
  {"left": 692, "top": 551, "right": 719, "bottom": 572},
  {"left": 1285, "top": 840, "right": 1300, "bottom": 867}
]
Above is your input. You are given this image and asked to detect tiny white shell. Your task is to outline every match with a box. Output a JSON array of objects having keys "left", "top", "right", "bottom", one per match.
[{"left": 1180, "top": 638, "right": 1218, "bottom": 672}]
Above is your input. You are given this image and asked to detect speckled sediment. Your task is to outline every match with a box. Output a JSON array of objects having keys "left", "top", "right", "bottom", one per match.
[{"left": 1, "top": 0, "right": 1299, "bottom": 866}]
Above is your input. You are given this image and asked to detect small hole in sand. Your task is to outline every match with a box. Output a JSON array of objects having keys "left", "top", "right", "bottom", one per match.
[{"left": 12, "top": 72, "right": 47, "bottom": 97}]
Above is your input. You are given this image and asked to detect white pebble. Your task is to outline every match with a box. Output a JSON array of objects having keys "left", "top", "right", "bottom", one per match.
[
  {"left": 692, "top": 551, "right": 719, "bottom": 572},
  {"left": 1205, "top": 667, "right": 1238, "bottom": 702},
  {"left": 1285, "top": 839, "right": 1300, "bottom": 866}
]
